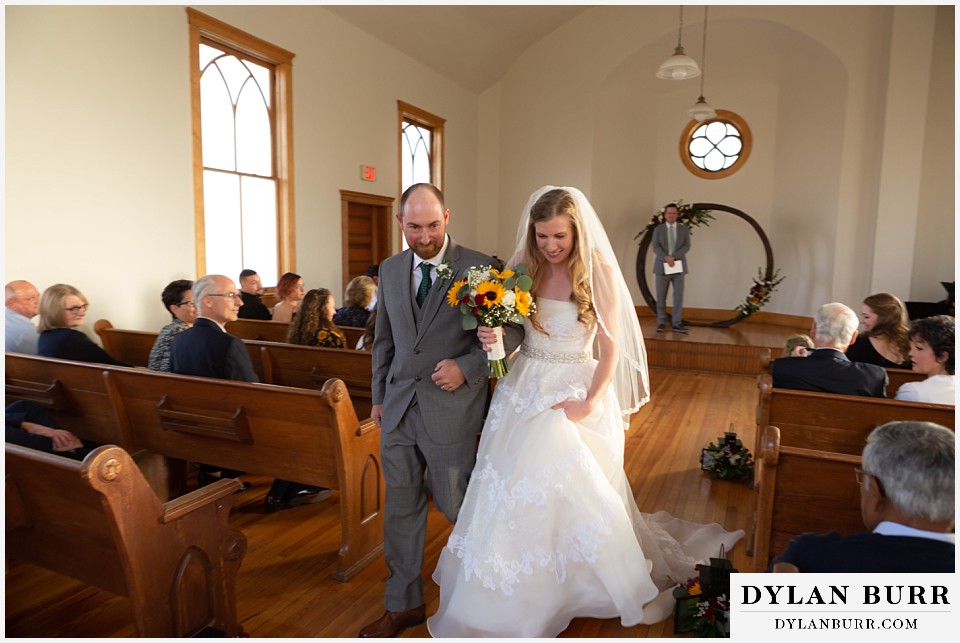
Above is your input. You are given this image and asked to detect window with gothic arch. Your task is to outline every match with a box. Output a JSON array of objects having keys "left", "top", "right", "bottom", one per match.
[{"left": 188, "top": 9, "right": 295, "bottom": 286}]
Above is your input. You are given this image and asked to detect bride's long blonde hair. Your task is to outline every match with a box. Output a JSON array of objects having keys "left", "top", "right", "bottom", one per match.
[{"left": 523, "top": 188, "right": 595, "bottom": 333}]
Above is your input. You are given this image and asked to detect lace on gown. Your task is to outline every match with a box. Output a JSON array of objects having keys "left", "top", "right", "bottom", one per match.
[{"left": 428, "top": 300, "right": 744, "bottom": 638}]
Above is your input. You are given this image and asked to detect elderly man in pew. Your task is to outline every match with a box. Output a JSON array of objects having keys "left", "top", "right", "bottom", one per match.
[
  {"left": 5, "top": 279, "right": 41, "bottom": 354},
  {"left": 770, "top": 421, "right": 954, "bottom": 573},
  {"left": 771, "top": 302, "right": 887, "bottom": 397},
  {"left": 6, "top": 399, "right": 90, "bottom": 460},
  {"left": 170, "top": 273, "right": 328, "bottom": 512}
]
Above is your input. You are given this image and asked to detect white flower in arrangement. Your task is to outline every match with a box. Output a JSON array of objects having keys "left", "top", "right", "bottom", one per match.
[{"left": 502, "top": 290, "right": 517, "bottom": 307}]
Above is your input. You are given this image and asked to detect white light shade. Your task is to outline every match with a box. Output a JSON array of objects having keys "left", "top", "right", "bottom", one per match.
[
  {"left": 688, "top": 96, "right": 717, "bottom": 121},
  {"left": 656, "top": 46, "right": 701, "bottom": 80}
]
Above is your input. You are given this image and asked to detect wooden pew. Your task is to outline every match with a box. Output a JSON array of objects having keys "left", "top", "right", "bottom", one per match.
[
  {"left": 755, "top": 373, "right": 954, "bottom": 456},
  {"left": 5, "top": 443, "right": 247, "bottom": 636},
  {"left": 5, "top": 352, "right": 133, "bottom": 449},
  {"left": 249, "top": 340, "right": 373, "bottom": 419},
  {"left": 226, "top": 318, "right": 291, "bottom": 342},
  {"left": 94, "top": 319, "right": 155, "bottom": 368},
  {"left": 751, "top": 426, "right": 863, "bottom": 572},
  {"left": 107, "top": 368, "right": 384, "bottom": 582},
  {"left": 225, "top": 318, "right": 364, "bottom": 348},
  {"left": 758, "top": 347, "right": 924, "bottom": 397},
  {"left": 92, "top": 321, "right": 372, "bottom": 418}
]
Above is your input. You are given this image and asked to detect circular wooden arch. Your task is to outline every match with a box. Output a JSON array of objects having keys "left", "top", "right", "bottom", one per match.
[{"left": 635, "top": 202, "right": 775, "bottom": 328}]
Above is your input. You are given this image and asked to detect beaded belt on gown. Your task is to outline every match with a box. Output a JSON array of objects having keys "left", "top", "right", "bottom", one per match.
[{"left": 519, "top": 343, "right": 592, "bottom": 363}]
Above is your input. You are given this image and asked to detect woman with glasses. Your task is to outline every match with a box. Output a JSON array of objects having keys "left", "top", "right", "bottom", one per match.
[
  {"left": 37, "top": 283, "right": 132, "bottom": 366},
  {"left": 148, "top": 279, "right": 197, "bottom": 371},
  {"left": 271, "top": 272, "right": 305, "bottom": 323}
]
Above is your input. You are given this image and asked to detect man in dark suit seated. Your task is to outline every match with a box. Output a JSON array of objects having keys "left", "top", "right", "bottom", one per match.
[
  {"left": 170, "top": 274, "right": 327, "bottom": 511},
  {"left": 772, "top": 302, "right": 887, "bottom": 397},
  {"left": 770, "top": 420, "right": 954, "bottom": 572},
  {"left": 237, "top": 268, "right": 272, "bottom": 320}
]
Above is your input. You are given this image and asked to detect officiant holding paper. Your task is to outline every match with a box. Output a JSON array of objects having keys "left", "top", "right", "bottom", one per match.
[{"left": 652, "top": 203, "right": 691, "bottom": 333}]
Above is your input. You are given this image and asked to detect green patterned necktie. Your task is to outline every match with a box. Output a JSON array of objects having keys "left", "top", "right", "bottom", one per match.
[
  {"left": 669, "top": 224, "right": 676, "bottom": 254},
  {"left": 416, "top": 261, "right": 432, "bottom": 307}
]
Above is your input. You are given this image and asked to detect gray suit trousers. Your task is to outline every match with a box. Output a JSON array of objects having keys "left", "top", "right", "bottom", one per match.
[
  {"left": 380, "top": 400, "right": 476, "bottom": 611},
  {"left": 656, "top": 272, "right": 685, "bottom": 326}
]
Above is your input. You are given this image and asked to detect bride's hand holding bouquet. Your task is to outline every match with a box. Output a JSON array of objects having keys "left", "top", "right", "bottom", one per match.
[{"left": 447, "top": 264, "right": 535, "bottom": 378}]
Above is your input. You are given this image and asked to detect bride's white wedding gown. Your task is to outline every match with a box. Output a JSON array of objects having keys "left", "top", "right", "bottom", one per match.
[{"left": 428, "top": 298, "right": 743, "bottom": 637}]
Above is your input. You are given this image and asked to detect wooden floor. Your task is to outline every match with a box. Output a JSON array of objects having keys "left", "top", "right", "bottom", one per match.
[{"left": 4, "top": 366, "right": 760, "bottom": 638}]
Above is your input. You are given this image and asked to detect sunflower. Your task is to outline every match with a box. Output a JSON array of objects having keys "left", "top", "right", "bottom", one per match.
[
  {"left": 446, "top": 279, "right": 466, "bottom": 307},
  {"left": 515, "top": 289, "right": 533, "bottom": 316},
  {"left": 493, "top": 268, "right": 515, "bottom": 280},
  {"left": 474, "top": 280, "right": 506, "bottom": 308}
]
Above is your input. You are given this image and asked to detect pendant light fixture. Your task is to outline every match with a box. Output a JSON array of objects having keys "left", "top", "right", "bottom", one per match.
[
  {"left": 687, "top": 6, "right": 717, "bottom": 121},
  {"left": 656, "top": 6, "right": 701, "bottom": 80}
]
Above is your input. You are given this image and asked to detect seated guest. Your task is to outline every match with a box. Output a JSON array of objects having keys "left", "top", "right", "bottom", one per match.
[
  {"left": 895, "top": 315, "right": 955, "bottom": 405},
  {"left": 271, "top": 272, "right": 305, "bottom": 323},
  {"left": 333, "top": 276, "right": 376, "bottom": 328},
  {"left": 287, "top": 288, "right": 347, "bottom": 348},
  {"left": 6, "top": 399, "right": 90, "bottom": 461},
  {"left": 37, "top": 284, "right": 132, "bottom": 367},
  {"left": 237, "top": 268, "right": 272, "bottom": 320},
  {"left": 148, "top": 279, "right": 197, "bottom": 371},
  {"left": 783, "top": 333, "right": 813, "bottom": 358},
  {"left": 770, "top": 420, "right": 954, "bottom": 572},
  {"left": 5, "top": 279, "right": 40, "bottom": 354},
  {"left": 846, "top": 292, "right": 911, "bottom": 368},
  {"left": 771, "top": 303, "right": 887, "bottom": 397},
  {"left": 365, "top": 263, "right": 379, "bottom": 311},
  {"left": 357, "top": 305, "right": 376, "bottom": 351}
]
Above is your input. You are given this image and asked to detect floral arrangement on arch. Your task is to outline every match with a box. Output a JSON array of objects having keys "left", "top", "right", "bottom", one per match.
[
  {"left": 673, "top": 574, "right": 731, "bottom": 638},
  {"left": 446, "top": 264, "right": 535, "bottom": 378},
  {"left": 634, "top": 199, "right": 715, "bottom": 240},
  {"left": 734, "top": 268, "right": 785, "bottom": 317}
]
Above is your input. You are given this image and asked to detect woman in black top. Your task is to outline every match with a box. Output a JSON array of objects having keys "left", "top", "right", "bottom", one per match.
[
  {"left": 37, "top": 283, "right": 132, "bottom": 367},
  {"left": 333, "top": 275, "right": 376, "bottom": 329},
  {"left": 846, "top": 292, "right": 910, "bottom": 368}
]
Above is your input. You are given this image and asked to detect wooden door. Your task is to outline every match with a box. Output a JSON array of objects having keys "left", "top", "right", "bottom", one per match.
[{"left": 340, "top": 190, "right": 394, "bottom": 291}]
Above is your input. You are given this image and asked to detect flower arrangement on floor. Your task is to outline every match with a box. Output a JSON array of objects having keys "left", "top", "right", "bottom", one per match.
[
  {"left": 700, "top": 431, "right": 753, "bottom": 481},
  {"left": 446, "top": 264, "right": 535, "bottom": 378},
  {"left": 634, "top": 198, "right": 714, "bottom": 240},
  {"left": 734, "top": 268, "right": 785, "bottom": 317},
  {"left": 673, "top": 574, "right": 731, "bottom": 638}
]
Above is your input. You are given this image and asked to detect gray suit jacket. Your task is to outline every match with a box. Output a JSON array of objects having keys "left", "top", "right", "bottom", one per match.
[
  {"left": 652, "top": 222, "right": 691, "bottom": 275},
  {"left": 372, "top": 238, "right": 521, "bottom": 445}
]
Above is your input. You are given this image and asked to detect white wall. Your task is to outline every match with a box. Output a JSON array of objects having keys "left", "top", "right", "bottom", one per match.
[
  {"left": 485, "top": 5, "right": 954, "bottom": 316},
  {"left": 4, "top": 4, "right": 482, "bottom": 333},
  {"left": 5, "top": 5, "right": 953, "bottom": 338}
]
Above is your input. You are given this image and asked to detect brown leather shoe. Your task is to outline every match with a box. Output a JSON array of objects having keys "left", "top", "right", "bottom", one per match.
[{"left": 358, "top": 606, "right": 426, "bottom": 638}]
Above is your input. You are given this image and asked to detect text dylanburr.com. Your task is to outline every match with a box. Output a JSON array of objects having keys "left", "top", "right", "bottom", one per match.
[{"left": 730, "top": 574, "right": 957, "bottom": 641}]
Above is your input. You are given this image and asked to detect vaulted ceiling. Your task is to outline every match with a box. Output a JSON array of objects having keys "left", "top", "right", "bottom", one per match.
[{"left": 324, "top": 5, "right": 591, "bottom": 94}]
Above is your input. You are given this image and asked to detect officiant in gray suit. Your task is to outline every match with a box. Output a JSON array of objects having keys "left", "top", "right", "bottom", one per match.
[
  {"left": 361, "top": 183, "right": 522, "bottom": 637},
  {"left": 652, "top": 202, "right": 691, "bottom": 333}
]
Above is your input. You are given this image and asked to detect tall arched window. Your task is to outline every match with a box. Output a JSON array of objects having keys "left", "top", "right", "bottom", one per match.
[
  {"left": 398, "top": 101, "right": 444, "bottom": 195},
  {"left": 188, "top": 9, "right": 295, "bottom": 286}
]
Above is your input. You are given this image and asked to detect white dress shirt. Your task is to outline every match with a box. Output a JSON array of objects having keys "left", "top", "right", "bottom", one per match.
[
  {"left": 411, "top": 234, "right": 451, "bottom": 294},
  {"left": 895, "top": 374, "right": 955, "bottom": 405}
]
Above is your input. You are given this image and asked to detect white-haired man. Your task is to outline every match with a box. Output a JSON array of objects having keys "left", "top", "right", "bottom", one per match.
[
  {"left": 772, "top": 302, "right": 887, "bottom": 397},
  {"left": 5, "top": 280, "right": 40, "bottom": 353}
]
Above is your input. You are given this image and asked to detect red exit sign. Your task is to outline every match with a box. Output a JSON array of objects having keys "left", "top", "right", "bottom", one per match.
[{"left": 361, "top": 165, "right": 376, "bottom": 181}]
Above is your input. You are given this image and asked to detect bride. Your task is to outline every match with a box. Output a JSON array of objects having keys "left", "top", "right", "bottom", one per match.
[{"left": 427, "top": 186, "right": 743, "bottom": 637}]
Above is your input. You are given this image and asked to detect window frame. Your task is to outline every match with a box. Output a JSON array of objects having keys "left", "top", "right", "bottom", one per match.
[
  {"left": 678, "top": 109, "right": 752, "bottom": 180},
  {"left": 187, "top": 8, "right": 296, "bottom": 280},
  {"left": 397, "top": 100, "right": 445, "bottom": 194}
]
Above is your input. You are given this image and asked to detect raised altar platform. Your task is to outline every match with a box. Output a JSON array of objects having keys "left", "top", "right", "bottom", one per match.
[{"left": 636, "top": 308, "right": 810, "bottom": 376}]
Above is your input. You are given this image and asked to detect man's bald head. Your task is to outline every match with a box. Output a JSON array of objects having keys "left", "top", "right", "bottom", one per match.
[{"left": 5, "top": 280, "right": 40, "bottom": 319}]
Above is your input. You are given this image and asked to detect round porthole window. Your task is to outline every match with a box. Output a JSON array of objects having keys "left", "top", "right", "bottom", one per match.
[{"left": 679, "top": 109, "right": 752, "bottom": 180}]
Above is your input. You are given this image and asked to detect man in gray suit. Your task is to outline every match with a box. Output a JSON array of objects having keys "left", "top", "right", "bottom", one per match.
[
  {"left": 652, "top": 203, "right": 691, "bottom": 333},
  {"left": 360, "top": 184, "right": 521, "bottom": 637}
]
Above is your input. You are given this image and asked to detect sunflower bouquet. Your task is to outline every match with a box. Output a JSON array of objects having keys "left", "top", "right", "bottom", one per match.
[{"left": 446, "top": 264, "right": 535, "bottom": 378}]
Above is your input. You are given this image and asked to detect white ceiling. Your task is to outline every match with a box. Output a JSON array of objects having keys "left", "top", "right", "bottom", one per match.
[{"left": 324, "top": 5, "right": 591, "bottom": 93}]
